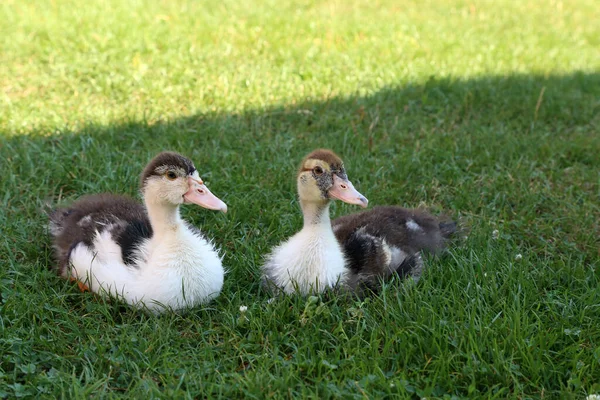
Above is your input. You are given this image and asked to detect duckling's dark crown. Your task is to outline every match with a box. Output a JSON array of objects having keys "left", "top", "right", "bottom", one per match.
[
  {"left": 300, "top": 149, "right": 345, "bottom": 172},
  {"left": 140, "top": 152, "right": 196, "bottom": 187}
]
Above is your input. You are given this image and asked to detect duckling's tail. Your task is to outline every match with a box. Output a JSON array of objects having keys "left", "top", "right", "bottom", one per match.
[
  {"left": 44, "top": 201, "right": 72, "bottom": 237},
  {"left": 439, "top": 221, "right": 457, "bottom": 239}
]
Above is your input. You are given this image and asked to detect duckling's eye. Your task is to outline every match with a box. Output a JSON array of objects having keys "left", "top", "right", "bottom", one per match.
[
  {"left": 313, "top": 166, "right": 324, "bottom": 175},
  {"left": 166, "top": 171, "right": 177, "bottom": 180}
]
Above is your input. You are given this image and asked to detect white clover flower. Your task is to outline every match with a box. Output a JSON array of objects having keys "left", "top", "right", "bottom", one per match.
[
  {"left": 515, "top": 253, "right": 523, "bottom": 261},
  {"left": 585, "top": 395, "right": 600, "bottom": 400},
  {"left": 239, "top": 305, "right": 248, "bottom": 313},
  {"left": 492, "top": 229, "right": 500, "bottom": 240}
]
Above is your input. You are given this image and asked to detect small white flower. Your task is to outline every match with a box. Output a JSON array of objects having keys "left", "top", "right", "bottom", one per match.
[
  {"left": 484, "top": 272, "right": 488, "bottom": 277},
  {"left": 267, "top": 297, "right": 276, "bottom": 304},
  {"left": 492, "top": 229, "right": 500, "bottom": 240},
  {"left": 239, "top": 305, "right": 248, "bottom": 313},
  {"left": 585, "top": 395, "right": 600, "bottom": 400},
  {"left": 515, "top": 254, "right": 522, "bottom": 261}
]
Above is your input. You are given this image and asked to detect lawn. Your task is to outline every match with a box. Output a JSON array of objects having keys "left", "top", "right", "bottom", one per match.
[{"left": 1, "top": 0, "right": 599, "bottom": 398}]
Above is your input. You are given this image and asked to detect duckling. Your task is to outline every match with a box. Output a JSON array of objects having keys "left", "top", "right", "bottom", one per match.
[
  {"left": 262, "top": 149, "right": 368, "bottom": 294},
  {"left": 332, "top": 206, "right": 456, "bottom": 291},
  {"left": 48, "top": 151, "right": 227, "bottom": 312},
  {"left": 263, "top": 149, "right": 456, "bottom": 295}
]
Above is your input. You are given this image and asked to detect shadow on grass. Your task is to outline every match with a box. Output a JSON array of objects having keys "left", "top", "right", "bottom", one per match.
[
  {"left": 1, "top": 71, "right": 600, "bottom": 398},
  {"left": 1, "top": 71, "right": 599, "bottom": 287}
]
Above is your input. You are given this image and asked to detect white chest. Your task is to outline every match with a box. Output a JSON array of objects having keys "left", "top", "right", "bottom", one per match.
[
  {"left": 135, "top": 228, "right": 224, "bottom": 307},
  {"left": 266, "top": 226, "right": 347, "bottom": 294}
]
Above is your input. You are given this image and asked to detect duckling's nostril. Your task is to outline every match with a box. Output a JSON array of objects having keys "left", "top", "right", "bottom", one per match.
[
  {"left": 340, "top": 184, "right": 348, "bottom": 189},
  {"left": 197, "top": 188, "right": 205, "bottom": 194}
]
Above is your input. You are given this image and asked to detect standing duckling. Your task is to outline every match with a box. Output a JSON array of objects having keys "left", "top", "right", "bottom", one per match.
[
  {"left": 262, "top": 149, "right": 455, "bottom": 295},
  {"left": 48, "top": 151, "right": 227, "bottom": 312}
]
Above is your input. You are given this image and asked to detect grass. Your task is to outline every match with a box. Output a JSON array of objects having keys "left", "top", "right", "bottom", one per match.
[{"left": 1, "top": 0, "right": 599, "bottom": 398}]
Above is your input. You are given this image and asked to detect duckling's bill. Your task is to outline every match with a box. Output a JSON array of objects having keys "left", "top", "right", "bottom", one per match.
[
  {"left": 329, "top": 175, "right": 368, "bottom": 208},
  {"left": 184, "top": 177, "right": 228, "bottom": 213}
]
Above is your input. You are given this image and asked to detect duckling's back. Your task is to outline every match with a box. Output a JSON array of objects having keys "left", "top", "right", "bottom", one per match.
[
  {"left": 332, "top": 206, "right": 456, "bottom": 290},
  {"left": 48, "top": 194, "right": 151, "bottom": 276}
]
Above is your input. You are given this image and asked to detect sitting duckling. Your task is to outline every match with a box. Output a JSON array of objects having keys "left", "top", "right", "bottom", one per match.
[
  {"left": 48, "top": 151, "right": 227, "bottom": 312},
  {"left": 262, "top": 149, "right": 368, "bottom": 294},
  {"left": 263, "top": 149, "right": 455, "bottom": 294}
]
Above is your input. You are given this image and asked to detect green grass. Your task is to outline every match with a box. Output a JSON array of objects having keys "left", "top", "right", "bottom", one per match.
[{"left": 1, "top": 0, "right": 599, "bottom": 398}]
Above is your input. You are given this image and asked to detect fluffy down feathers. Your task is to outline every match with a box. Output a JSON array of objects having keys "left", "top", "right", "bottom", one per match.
[
  {"left": 47, "top": 152, "right": 225, "bottom": 312},
  {"left": 333, "top": 206, "right": 456, "bottom": 291}
]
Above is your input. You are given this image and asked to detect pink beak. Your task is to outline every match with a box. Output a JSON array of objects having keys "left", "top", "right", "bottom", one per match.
[
  {"left": 183, "top": 177, "right": 228, "bottom": 213},
  {"left": 329, "top": 175, "right": 368, "bottom": 208}
]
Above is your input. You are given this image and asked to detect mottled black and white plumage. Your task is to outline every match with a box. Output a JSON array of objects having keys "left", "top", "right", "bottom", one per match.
[
  {"left": 332, "top": 206, "right": 456, "bottom": 291},
  {"left": 48, "top": 194, "right": 153, "bottom": 272},
  {"left": 48, "top": 151, "right": 228, "bottom": 312}
]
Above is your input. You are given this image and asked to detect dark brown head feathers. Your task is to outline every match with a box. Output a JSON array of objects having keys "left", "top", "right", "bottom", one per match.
[
  {"left": 300, "top": 149, "right": 346, "bottom": 175},
  {"left": 140, "top": 152, "right": 196, "bottom": 188},
  {"left": 303, "top": 148, "right": 343, "bottom": 166}
]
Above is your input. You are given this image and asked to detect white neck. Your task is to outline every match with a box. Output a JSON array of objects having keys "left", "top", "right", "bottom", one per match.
[
  {"left": 145, "top": 199, "right": 182, "bottom": 240},
  {"left": 300, "top": 200, "right": 331, "bottom": 228}
]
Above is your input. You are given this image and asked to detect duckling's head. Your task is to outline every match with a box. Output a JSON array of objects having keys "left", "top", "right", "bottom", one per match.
[
  {"left": 140, "top": 152, "right": 227, "bottom": 212},
  {"left": 297, "top": 149, "right": 368, "bottom": 208}
]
